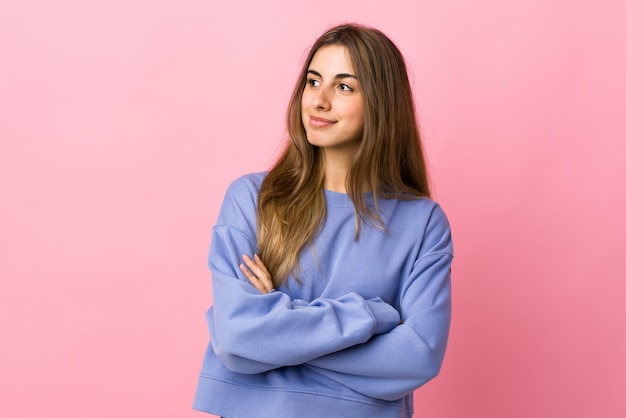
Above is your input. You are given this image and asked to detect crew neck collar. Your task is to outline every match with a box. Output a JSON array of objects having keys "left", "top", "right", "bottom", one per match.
[{"left": 323, "top": 189, "right": 375, "bottom": 207}]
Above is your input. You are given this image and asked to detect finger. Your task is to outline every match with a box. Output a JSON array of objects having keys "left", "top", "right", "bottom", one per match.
[
  {"left": 253, "top": 254, "right": 274, "bottom": 291},
  {"left": 243, "top": 254, "right": 272, "bottom": 286},
  {"left": 242, "top": 254, "right": 273, "bottom": 293},
  {"left": 239, "top": 263, "right": 266, "bottom": 293}
]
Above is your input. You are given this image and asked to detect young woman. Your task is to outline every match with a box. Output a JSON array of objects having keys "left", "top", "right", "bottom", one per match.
[{"left": 193, "top": 23, "right": 453, "bottom": 418}]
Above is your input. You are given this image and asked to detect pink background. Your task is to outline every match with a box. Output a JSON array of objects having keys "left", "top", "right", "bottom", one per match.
[{"left": 1, "top": 0, "right": 625, "bottom": 417}]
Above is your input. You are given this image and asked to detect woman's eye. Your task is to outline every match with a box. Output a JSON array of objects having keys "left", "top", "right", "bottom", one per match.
[
  {"left": 307, "top": 79, "right": 320, "bottom": 87},
  {"left": 339, "top": 83, "right": 353, "bottom": 91}
]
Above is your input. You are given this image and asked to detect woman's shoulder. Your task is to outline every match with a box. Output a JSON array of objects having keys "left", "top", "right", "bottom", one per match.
[
  {"left": 393, "top": 195, "right": 445, "bottom": 215},
  {"left": 225, "top": 171, "right": 268, "bottom": 197},
  {"left": 215, "top": 172, "right": 268, "bottom": 228},
  {"left": 389, "top": 196, "right": 451, "bottom": 234},
  {"left": 400, "top": 197, "right": 453, "bottom": 254}
]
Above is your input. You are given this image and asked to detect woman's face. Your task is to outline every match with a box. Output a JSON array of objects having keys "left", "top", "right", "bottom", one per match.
[{"left": 301, "top": 45, "right": 364, "bottom": 155}]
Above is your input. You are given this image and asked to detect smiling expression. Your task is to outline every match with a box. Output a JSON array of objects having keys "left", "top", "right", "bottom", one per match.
[{"left": 301, "top": 45, "right": 365, "bottom": 155}]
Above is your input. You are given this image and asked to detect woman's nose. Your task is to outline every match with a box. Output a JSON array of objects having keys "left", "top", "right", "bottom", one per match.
[{"left": 312, "top": 88, "right": 330, "bottom": 110}]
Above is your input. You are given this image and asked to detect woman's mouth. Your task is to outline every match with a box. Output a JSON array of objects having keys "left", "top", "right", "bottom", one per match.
[{"left": 309, "top": 115, "right": 336, "bottom": 128}]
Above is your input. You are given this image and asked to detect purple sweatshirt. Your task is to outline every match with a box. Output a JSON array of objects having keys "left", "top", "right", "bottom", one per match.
[{"left": 193, "top": 172, "right": 453, "bottom": 418}]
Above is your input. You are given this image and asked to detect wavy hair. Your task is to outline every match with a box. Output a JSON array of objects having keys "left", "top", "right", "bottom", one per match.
[{"left": 257, "top": 23, "right": 430, "bottom": 286}]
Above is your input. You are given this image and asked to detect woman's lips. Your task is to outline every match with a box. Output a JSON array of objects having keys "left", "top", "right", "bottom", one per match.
[{"left": 309, "top": 115, "right": 336, "bottom": 128}]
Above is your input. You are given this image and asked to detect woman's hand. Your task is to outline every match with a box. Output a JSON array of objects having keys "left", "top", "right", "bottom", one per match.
[{"left": 239, "top": 254, "right": 274, "bottom": 294}]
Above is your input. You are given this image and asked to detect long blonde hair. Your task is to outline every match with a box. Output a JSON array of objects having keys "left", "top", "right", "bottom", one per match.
[{"left": 257, "top": 23, "right": 430, "bottom": 286}]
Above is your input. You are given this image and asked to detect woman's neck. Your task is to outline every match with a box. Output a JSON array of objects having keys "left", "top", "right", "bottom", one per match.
[
  {"left": 321, "top": 148, "right": 350, "bottom": 193},
  {"left": 321, "top": 148, "right": 370, "bottom": 193},
  {"left": 323, "top": 166, "right": 348, "bottom": 193}
]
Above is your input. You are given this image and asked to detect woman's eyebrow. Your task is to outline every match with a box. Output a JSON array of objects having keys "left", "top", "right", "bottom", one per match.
[{"left": 307, "top": 69, "right": 358, "bottom": 80}]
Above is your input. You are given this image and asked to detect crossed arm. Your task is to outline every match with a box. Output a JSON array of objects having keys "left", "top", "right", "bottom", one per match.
[{"left": 218, "top": 242, "right": 451, "bottom": 401}]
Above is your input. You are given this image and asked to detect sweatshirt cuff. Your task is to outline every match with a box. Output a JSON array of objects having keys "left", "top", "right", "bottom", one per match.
[{"left": 365, "top": 298, "right": 400, "bottom": 335}]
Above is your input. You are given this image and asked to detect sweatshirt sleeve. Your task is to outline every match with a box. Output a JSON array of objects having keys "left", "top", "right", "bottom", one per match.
[
  {"left": 207, "top": 177, "right": 400, "bottom": 374},
  {"left": 304, "top": 206, "right": 453, "bottom": 401}
]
